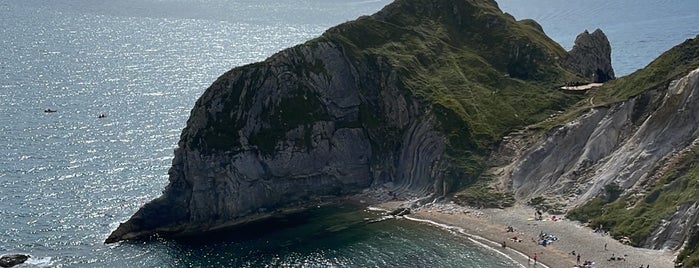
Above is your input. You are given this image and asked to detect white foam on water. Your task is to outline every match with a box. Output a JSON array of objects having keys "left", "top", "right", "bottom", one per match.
[
  {"left": 365, "top": 206, "right": 390, "bottom": 212},
  {"left": 25, "top": 256, "right": 55, "bottom": 267},
  {"left": 404, "top": 215, "right": 550, "bottom": 268}
]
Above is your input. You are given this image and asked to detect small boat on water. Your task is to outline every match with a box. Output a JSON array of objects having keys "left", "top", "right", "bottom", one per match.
[{"left": 44, "top": 109, "right": 57, "bottom": 113}]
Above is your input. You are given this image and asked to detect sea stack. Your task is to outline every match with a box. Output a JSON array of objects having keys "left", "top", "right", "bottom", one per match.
[{"left": 565, "top": 29, "right": 615, "bottom": 83}]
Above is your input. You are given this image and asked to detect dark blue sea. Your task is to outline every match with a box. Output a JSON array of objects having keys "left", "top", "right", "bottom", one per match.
[{"left": 1, "top": 0, "right": 697, "bottom": 267}]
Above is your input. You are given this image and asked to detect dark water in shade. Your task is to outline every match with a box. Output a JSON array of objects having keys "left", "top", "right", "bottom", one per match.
[
  {"left": 1, "top": 0, "right": 697, "bottom": 267},
  {"left": 146, "top": 204, "right": 518, "bottom": 267}
]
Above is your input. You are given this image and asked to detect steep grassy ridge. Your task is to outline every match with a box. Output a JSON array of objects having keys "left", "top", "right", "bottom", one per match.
[
  {"left": 593, "top": 36, "right": 699, "bottom": 104},
  {"left": 323, "top": 0, "right": 581, "bottom": 186}
]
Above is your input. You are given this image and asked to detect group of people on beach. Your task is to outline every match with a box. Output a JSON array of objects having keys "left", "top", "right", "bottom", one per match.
[
  {"left": 594, "top": 224, "right": 605, "bottom": 234},
  {"left": 538, "top": 231, "right": 558, "bottom": 247},
  {"left": 570, "top": 251, "right": 594, "bottom": 268},
  {"left": 498, "top": 209, "right": 662, "bottom": 268},
  {"left": 532, "top": 209, "right": 563, "bottom": 222},
  {"left": 608, "top": 253, "right": 627, "bottom": 261}
]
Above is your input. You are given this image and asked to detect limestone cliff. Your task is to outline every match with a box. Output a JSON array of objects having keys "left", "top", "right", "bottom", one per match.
[
  {"left": 495, "top": 36, "right": 699, "bottom": 265},
  {"left": 508, "top": 67, "right": 699, "bottom": 209},
  {"left": 106, "top": 0, "right": 587, "bottom": 243},
  {"left": 106, "top": 41, "right": 448, "bottom": 242},
  {"left": 564, "top": 29, "right": 615, "bottom": 83}
]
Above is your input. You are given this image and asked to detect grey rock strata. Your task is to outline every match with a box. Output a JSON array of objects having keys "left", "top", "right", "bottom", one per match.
[
  {"left": 502, "top": 67, "right": 699, "bottom": 250},
  {"left": 565, "top": 29, "right": 615, "bottom": 83},
  {"left": 106, "top": 40, "right": 448, "bottom": 243}
]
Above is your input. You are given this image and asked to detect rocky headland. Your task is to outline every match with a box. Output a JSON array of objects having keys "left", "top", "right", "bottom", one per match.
[{"left": 107, "top": 0, "right": 699, "bottom": 266}]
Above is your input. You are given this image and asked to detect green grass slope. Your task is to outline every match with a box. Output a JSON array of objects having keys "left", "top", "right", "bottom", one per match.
[
  {"left": 322, "top": 0, "right": 582, "bottom": 189},
  {"left": 592, "top": 36, "right": 699, "bottom": 104}
]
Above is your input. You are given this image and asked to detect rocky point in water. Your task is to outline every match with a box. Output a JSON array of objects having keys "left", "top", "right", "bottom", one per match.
[
  {"left": 0, "top": 254, "right": 29, "bottom": 268},
  {"left": 106, "top": 0, "right": 699, "bottom": 265}
]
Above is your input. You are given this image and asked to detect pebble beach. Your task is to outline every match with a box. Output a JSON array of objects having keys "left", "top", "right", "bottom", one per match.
[{"left": 379, "top": 202, "right": 676, "bottom": 268}]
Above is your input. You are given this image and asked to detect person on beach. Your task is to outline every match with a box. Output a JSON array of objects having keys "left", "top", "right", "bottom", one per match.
[
  {"left": 533, "top": 253, "right": 538, "bottom": 265},
  {"left": 577, "top": 253, "right": 581, "bottom": 265}
]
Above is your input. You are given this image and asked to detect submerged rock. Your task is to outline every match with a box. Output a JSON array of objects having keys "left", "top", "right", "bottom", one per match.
[{"left": 0, "top": 254, "right": 30, "bottom": 268}]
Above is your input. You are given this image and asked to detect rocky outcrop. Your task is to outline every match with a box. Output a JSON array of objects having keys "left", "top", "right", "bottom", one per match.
[
  {"left": 0, "top": 254, "right": 29, "bottom": 268},
  {"left": 643, "top": 202, "right": 699, "bottom": 250},
  {"left": 565, "top": 29, "right": 615, "bottom": 83}
]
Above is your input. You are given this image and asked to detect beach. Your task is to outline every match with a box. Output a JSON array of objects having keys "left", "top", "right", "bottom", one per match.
[{"left": 378, "top": 202, "right": 676, "bottom": 268}]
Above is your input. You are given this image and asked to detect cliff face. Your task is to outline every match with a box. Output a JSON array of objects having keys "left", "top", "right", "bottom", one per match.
[
  {"left": 508, "top": 67, "right": 699, "bottom": 208},
  {"left": 497, "top": 36, "right": 699, "bottom": 259},
  {"left": 106, "top": 41, "right": 448, "bottom": 242},
  {"left": 107, "top": 0, "right": 584, "bottom": 242},
  {"left": 564, "top": 29, "right": 615, "bottom": 83}
]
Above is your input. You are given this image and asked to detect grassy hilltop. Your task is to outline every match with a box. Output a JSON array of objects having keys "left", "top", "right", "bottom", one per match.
[{"left": 320, "top": 0, "right": 582, "bottom": 188}]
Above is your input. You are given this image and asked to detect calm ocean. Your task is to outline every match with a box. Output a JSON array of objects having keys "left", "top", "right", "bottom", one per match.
[{"left": 1, "top": 0, "right": 697, "bottom": 267}]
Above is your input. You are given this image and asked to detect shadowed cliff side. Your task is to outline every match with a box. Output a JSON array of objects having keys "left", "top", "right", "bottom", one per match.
[{"left": 107, "top": 0, "right": 591, "bottom": 243}]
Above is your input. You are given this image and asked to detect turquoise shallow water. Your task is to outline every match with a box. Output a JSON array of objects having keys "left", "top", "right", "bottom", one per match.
[{"left": 1, "top": 0, "right": 697, "bottom": 267}]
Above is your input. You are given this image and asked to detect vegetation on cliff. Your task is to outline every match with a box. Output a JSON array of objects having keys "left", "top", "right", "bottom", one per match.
[
  {"left": 679, "top": 227, "right": 699, "bottom": 267},
  {"left": 568, "top": 140, "right": 699, "bottom": 265},
  {"left": 182, "top": 0, "right": 585, "bottom": 190},
  {"left": 566, "top": 35, "right": 699, "bottom": 265},
  {"left": 321, "top": 0, "right": 582, "bottom": 189},
  {"left": 593, "top": 36, "right": 699, "bottom": 104}
]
